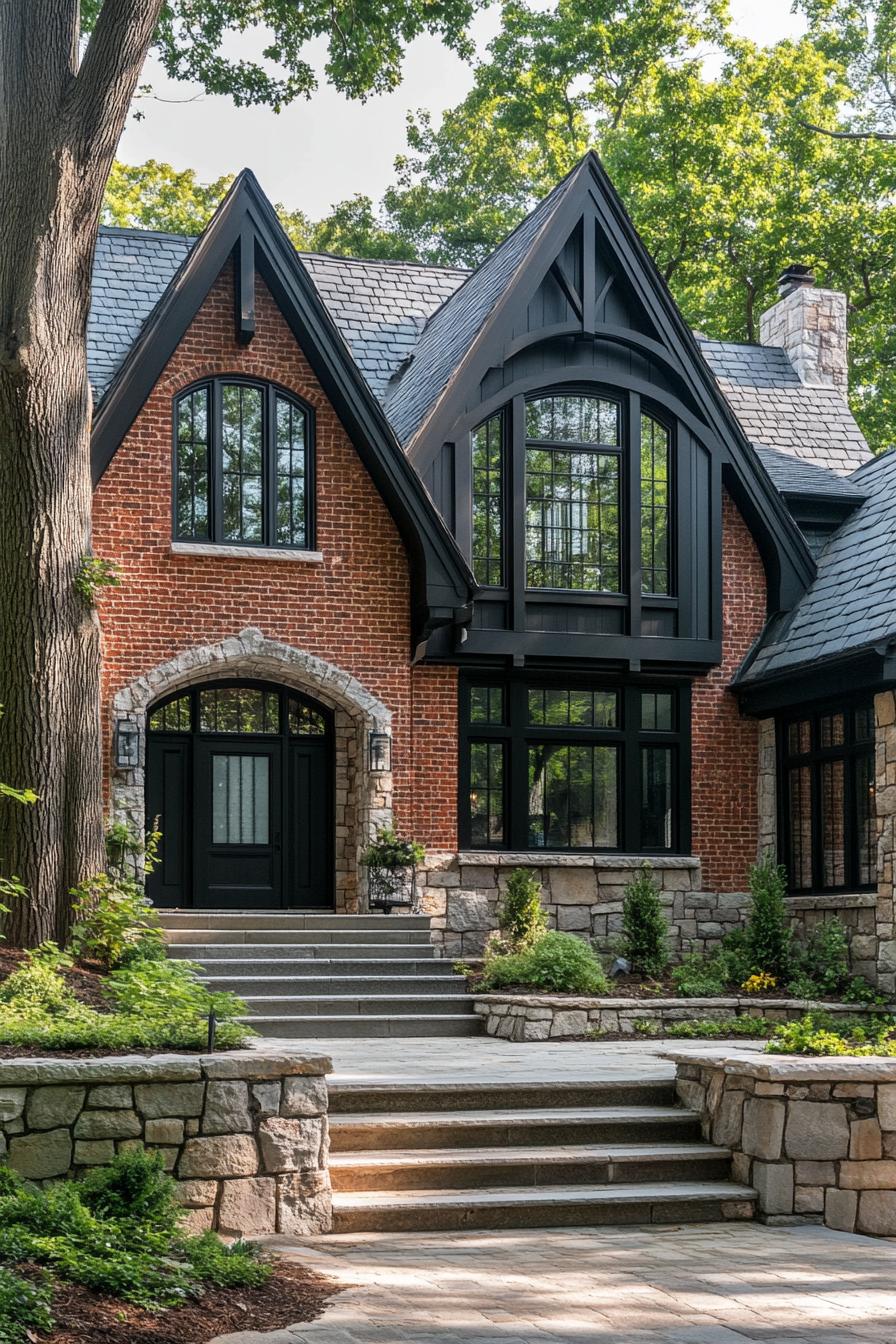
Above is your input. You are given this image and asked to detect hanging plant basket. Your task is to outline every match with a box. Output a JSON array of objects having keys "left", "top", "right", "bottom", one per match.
[{"left": 363, "top": 827, "right": 425, "bottom": 914}]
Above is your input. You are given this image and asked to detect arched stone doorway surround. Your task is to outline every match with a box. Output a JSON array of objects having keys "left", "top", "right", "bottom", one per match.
[{"left": 109, "top": 627, "right": 392, "bottom": 912}]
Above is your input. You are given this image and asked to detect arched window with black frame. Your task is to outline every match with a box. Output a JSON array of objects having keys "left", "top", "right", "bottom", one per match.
[{"left": 173, "top": 378, "right": 313, "bottom": 549}]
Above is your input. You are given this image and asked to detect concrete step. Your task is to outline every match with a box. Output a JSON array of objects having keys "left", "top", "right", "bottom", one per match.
[
  {"left": 244, "top": 1014, "right": 483, "bottom": 1038},
  {"left": 329, "top": 1106, "right": 701, "bottom": 1152},
  {"left": 242, "top": 994, "right": 475, "bottom": 1018},
  {"left": 203, "top": 974, "right": 466, "bottom": 996},
  {"left": 157, "top": 911, "right": 429, "bottom": 931},
  {"left": 331, "top": 1181, "right": 757, "bottom": 1233},
  {"left": 164, "top": 927, "right": 434, "bottom": 946},
  {"left": 328, "top": 1080, "right": 676, "bottom": 1114},
  {"left": 193, "top": 957, "right": 457, "bottom": 977},
  {"left": 170, "top": 942, "right": 440, "bottom": 961},
  {"left": 329, "top": 1142, "right": 733, "bottom": 1192}
]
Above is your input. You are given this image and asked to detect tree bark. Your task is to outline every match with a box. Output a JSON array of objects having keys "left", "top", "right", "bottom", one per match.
[{"left": 0, "top": 0, "right": 162, "bottom": 945}]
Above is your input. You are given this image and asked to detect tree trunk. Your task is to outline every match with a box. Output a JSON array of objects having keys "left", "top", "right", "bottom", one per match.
[{"left": 0, "top": 1, "right": 163, "bottom": 945}]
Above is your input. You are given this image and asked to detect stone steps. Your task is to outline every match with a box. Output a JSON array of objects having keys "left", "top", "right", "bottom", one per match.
[
  {"left": 326, "top": 1080, "right": 756, "bottom": 1232},
  {"left": 331, "top": 1181, "right": 757, "bottom": 1233},
  {"left": 329, "top": 1142, "right": 734, "bottom": 1191},
  {"left": 159, "top": 910, "right": 479, "bottom": 1039}
]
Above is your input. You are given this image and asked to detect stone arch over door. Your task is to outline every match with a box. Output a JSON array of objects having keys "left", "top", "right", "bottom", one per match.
[{"left": 110, "top": 627, "right": 392, "bottom": 912}]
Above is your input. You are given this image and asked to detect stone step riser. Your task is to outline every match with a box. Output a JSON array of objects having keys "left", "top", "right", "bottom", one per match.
[
  {"left": 170, "top": 943, "right": 438, "bottom": 961},
  {"left": 194, "top": 958, "right": 456, "bottom": 977},
  {"left": 242, "top": 995, "right": 476, "bottom": 1017},
  {"left": 328, "top": 1081, "right": 676, "bottom": 1114},
  {"left": 246, "top": 1015, "right": 483, "bottom": 1038},
  {"left": 157, "top": 913, "right": 430, "bottom": 930},
  {"left": 164, "top": 928, "right": 434, "bottom": 946},
  {"left": 204, "top": 975, "right": 465, "bottom": 995},
  {"left": 331, "top": 1192, "right": 756, "bottom": 1234},
  {"left": 330, "top": 1115, "right": 702, "bottom": 1152},
  {"left": 330, "top": 1153, "right": 732, "bottom": 1192}
]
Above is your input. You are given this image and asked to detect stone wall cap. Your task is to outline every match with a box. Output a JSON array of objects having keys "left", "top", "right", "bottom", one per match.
[
  {"left": 0, "top": 1051, "right": 331, "bottom": 1085},
  {"left": 665, "top": 1049, "right": 896, "bottom": 1082},
  {"left": 785, "top": 893, "right": 877, "bottom": 910},
  {"left": 473, "top": 994, "right": 885, "bottom": 1012},
  {"left": 456, "top": 852, "right": 701, "bottom": 870}
]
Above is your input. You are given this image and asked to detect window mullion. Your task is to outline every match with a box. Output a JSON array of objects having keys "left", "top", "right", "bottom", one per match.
[
  {"left": 211, "top": 379, "right": 222, "bottom": 543},
  {"left": 627, "top": 391, "right": 641, "bottom": 635}
]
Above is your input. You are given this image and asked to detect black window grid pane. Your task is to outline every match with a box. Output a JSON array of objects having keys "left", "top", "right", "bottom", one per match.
[
  {"left": 288, "top": 698, "right": 326, "bottom": 736},
  {"left": 175, "top": 388, "right": 210, "bottom": 540},
  {"left": 641, "top": 746, "right": 673, "bottom": 848},
  {"left": 199, "top": 687, "right": 280, "bottom": 734},
  {"left": 640, "top": 413, "right": 670, "bottom": 595},
  {"left": 470, "top": 685, "right": 505, "bottom": 725},
  {"left": 526, "top": 394, "right": 620, "bottom": 446},
  {"left": 472, "top": 415, "right": 504, "bottom": 586},
  {"left": 222, "top": 384, "right": 263, "bottom": 542},
  {"left": 276, "top": 395, "right": 307, "bottom": 547},
  {"left": 469, "top": 741, "right": 505, "bottom": 845},
  {"left": 527, "top": 688, "right": 618, "bottom": 728},
  {"left": 527, "top": 742, "right": 618, "bottom": 848},
  {"left": 525, "top": 446, "right": 620, "bottom": 591},
  {"left": 149, "top": 695, "right": 192, "bottom": 733},
  {"left": 855, "top": 754, "right": 875, "bottom": 886}
]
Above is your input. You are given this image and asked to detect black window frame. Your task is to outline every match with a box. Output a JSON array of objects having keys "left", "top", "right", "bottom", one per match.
[
  {"left": 458, "top": 675, "right": 691, "bottom": 854},
  {"left": 172, "top": 376, "right": 315, "bottom": 550},
  {"left": 778, "top": 699, "right": 876, "bottom": 895}
]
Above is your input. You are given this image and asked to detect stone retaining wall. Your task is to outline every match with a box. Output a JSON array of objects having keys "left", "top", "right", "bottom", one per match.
[
  {"left": 473, "top": 995, "right": 883, "bottom": 1043},
  {"left": 419, "top": 852, "right": 880, "bottom": 979},
  {"left": 0, "top": 1051, "right": 331, "bottom": 1237},
  {"left": 671, "top": 1049, "right": 896, "bottom": 1237}
]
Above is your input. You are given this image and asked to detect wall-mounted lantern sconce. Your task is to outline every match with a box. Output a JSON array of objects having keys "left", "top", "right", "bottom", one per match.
[
  {"left": 369, "top": 731, "right": 391, "bottom": 773},
  {"left": 114, "top": 719, "right": 140, "bottom": 769}
]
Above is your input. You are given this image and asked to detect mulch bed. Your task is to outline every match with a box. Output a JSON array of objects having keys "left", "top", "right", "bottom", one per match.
[
  {"left": 44, "top": 1262, "right": 339, "bottom": 1344},
  {"left": 0, "top": 947, "right": 110, "bottom": 1011}
]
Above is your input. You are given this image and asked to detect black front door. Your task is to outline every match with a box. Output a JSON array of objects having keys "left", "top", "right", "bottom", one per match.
[
  {"left": 194, "top": 739, "right": 281, "bottom": 908},
  {"left": 146, "top": 682, "right": 333, "bottom": 909}
]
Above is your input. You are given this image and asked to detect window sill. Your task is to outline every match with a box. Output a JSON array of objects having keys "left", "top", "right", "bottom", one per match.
[{"left": 170, "top": 542, "right": 324, "bottom": 564}]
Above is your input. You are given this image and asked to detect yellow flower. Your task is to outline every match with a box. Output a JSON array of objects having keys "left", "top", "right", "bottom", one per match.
[{"left": 742, "top": 972, "right": 777, "bottom": 995}]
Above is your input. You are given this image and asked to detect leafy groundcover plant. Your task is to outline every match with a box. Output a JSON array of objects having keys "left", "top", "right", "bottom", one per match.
[
  {"left": 766, "top": 1012, "right": 896, "bottom": 1057},
  {"left": 479, "top": 931, "right": 609, "bottom": 995},
  {"left": 0, "top": 1151, "right": 270, "bottom": 1344}
]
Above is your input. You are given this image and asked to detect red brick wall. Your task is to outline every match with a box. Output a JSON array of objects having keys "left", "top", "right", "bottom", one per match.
[
  {"left": 93, "top": 260, "right": 458, "bottom": 848},
  {"left": 691, "top": 491, "right": 767, "bottom": 890}
]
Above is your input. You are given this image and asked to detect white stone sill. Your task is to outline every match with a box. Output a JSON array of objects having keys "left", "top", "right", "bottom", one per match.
[
  {"left": 456, "top": 851, "right": 700, "bottom": 870},
  {"left": 665, "top": 1048, "right": 896, "bottom": 1082},
  {"left": 785, "top": 893, "right": 877, "bottom": 910},
  {"left": 171, "top": 541, "right": 324, "bottom": 564}
]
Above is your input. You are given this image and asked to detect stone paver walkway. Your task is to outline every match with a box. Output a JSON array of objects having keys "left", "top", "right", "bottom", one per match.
[
  {"left": 253, "top": 1035, "right": 759, "bottom": 1086},
  {"left": 260, "top": 1222, "right": 896, "bottom": 1343}
]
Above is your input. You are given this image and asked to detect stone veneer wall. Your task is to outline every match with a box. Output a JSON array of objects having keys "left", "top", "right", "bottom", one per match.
[
  {"left": 0, "top": 1052, "right": 331, "bottom": 1237},
  {"left": 418, "top": 853, "right": 880, "bottom": 977},
  {"left": 473, "top": 995, "right": 884, "bottom": 1043},
  {"left": 673, "top": 1050, "right": 896, "bottom": 1237}
]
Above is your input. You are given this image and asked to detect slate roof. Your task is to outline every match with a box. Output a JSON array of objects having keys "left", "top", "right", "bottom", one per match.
[
  {"left": 698, "top": 339, "right": 871, "bottom": 475},
  {"left": 751, "top": 444, "right": 866, "bottom": 501},
  {"left": 739, "top": 451, "right": 896, "bottom": 682},
  {"left": 299, "top": 252, "right": 467, "bottom": 400},
  {"left": 88, "top": 227, "right": 195, "bottom": 399},
  {"left": 384, "top": 173, "right": 575, "bottom": 446}
]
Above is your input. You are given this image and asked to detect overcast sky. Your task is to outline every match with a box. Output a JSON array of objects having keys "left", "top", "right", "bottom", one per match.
[{"left": 118, "top": 1, "right": 806, "bottom": 219}]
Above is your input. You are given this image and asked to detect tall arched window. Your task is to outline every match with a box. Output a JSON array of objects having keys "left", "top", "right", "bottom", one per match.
[
  {"left": 641, "top": 411, "right": 670, "bottom": 595},
  {"left": 174, "top": 379, "right": 312, "bottom": 549}
]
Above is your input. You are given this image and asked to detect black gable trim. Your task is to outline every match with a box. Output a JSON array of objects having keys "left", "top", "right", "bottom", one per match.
[
  {"left": 407, "top": 151, "right": 815, "bottom": 615},
  {"left": 90, "top": 171, "right": 474, "bottom": 645}
]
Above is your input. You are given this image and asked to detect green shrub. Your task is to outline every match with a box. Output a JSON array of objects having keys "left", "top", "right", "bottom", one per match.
[
  {"left": 797, "top": 917, "right": 850, "bottom": 995},
  {"left": 497, "top": 869, "right": 547, "bottom": 951},
  {"left": 480, "top": 931, "right": 609, "bottom": 994},
  {"left": 621, "top": 863, "right": 669, "bottom": 978},
  {"left": 69, "top": 869, "right": 165, "bottom": 969},
  {"left": 767, "top": 1011, "right": 896, "bottom": 1056},
  {"left": 665, "top": 1015, "right": 775, "bottom": 1039},
  {"left": 77, "top": 1148, "right": 180, "bottom": 1233},
  {"left": 183, "top": 1232, "right": 271, "bottom": 1288},
  {"left": 0, "top": 1266, "right": 54, "bottom": 1344},
  {"left": 671, "top": 950, "right": 731, "bottom": 997},
  {"left": 0, "top": 957, "right": 251, "bottom": 1052},
  {"left": 785, "top": 971, "right": 823, "bottom": 1000},
  {"left": 744, "top": 855, "right": 793, "bottom": 979},
  {"left": 0, "top": 1150, "right": 272, "bottom": 1330}
]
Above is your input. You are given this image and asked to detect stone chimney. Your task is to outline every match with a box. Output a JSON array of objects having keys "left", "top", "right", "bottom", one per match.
[{"left": 759, "top": 264, "right": 848, "bottom": 394}]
